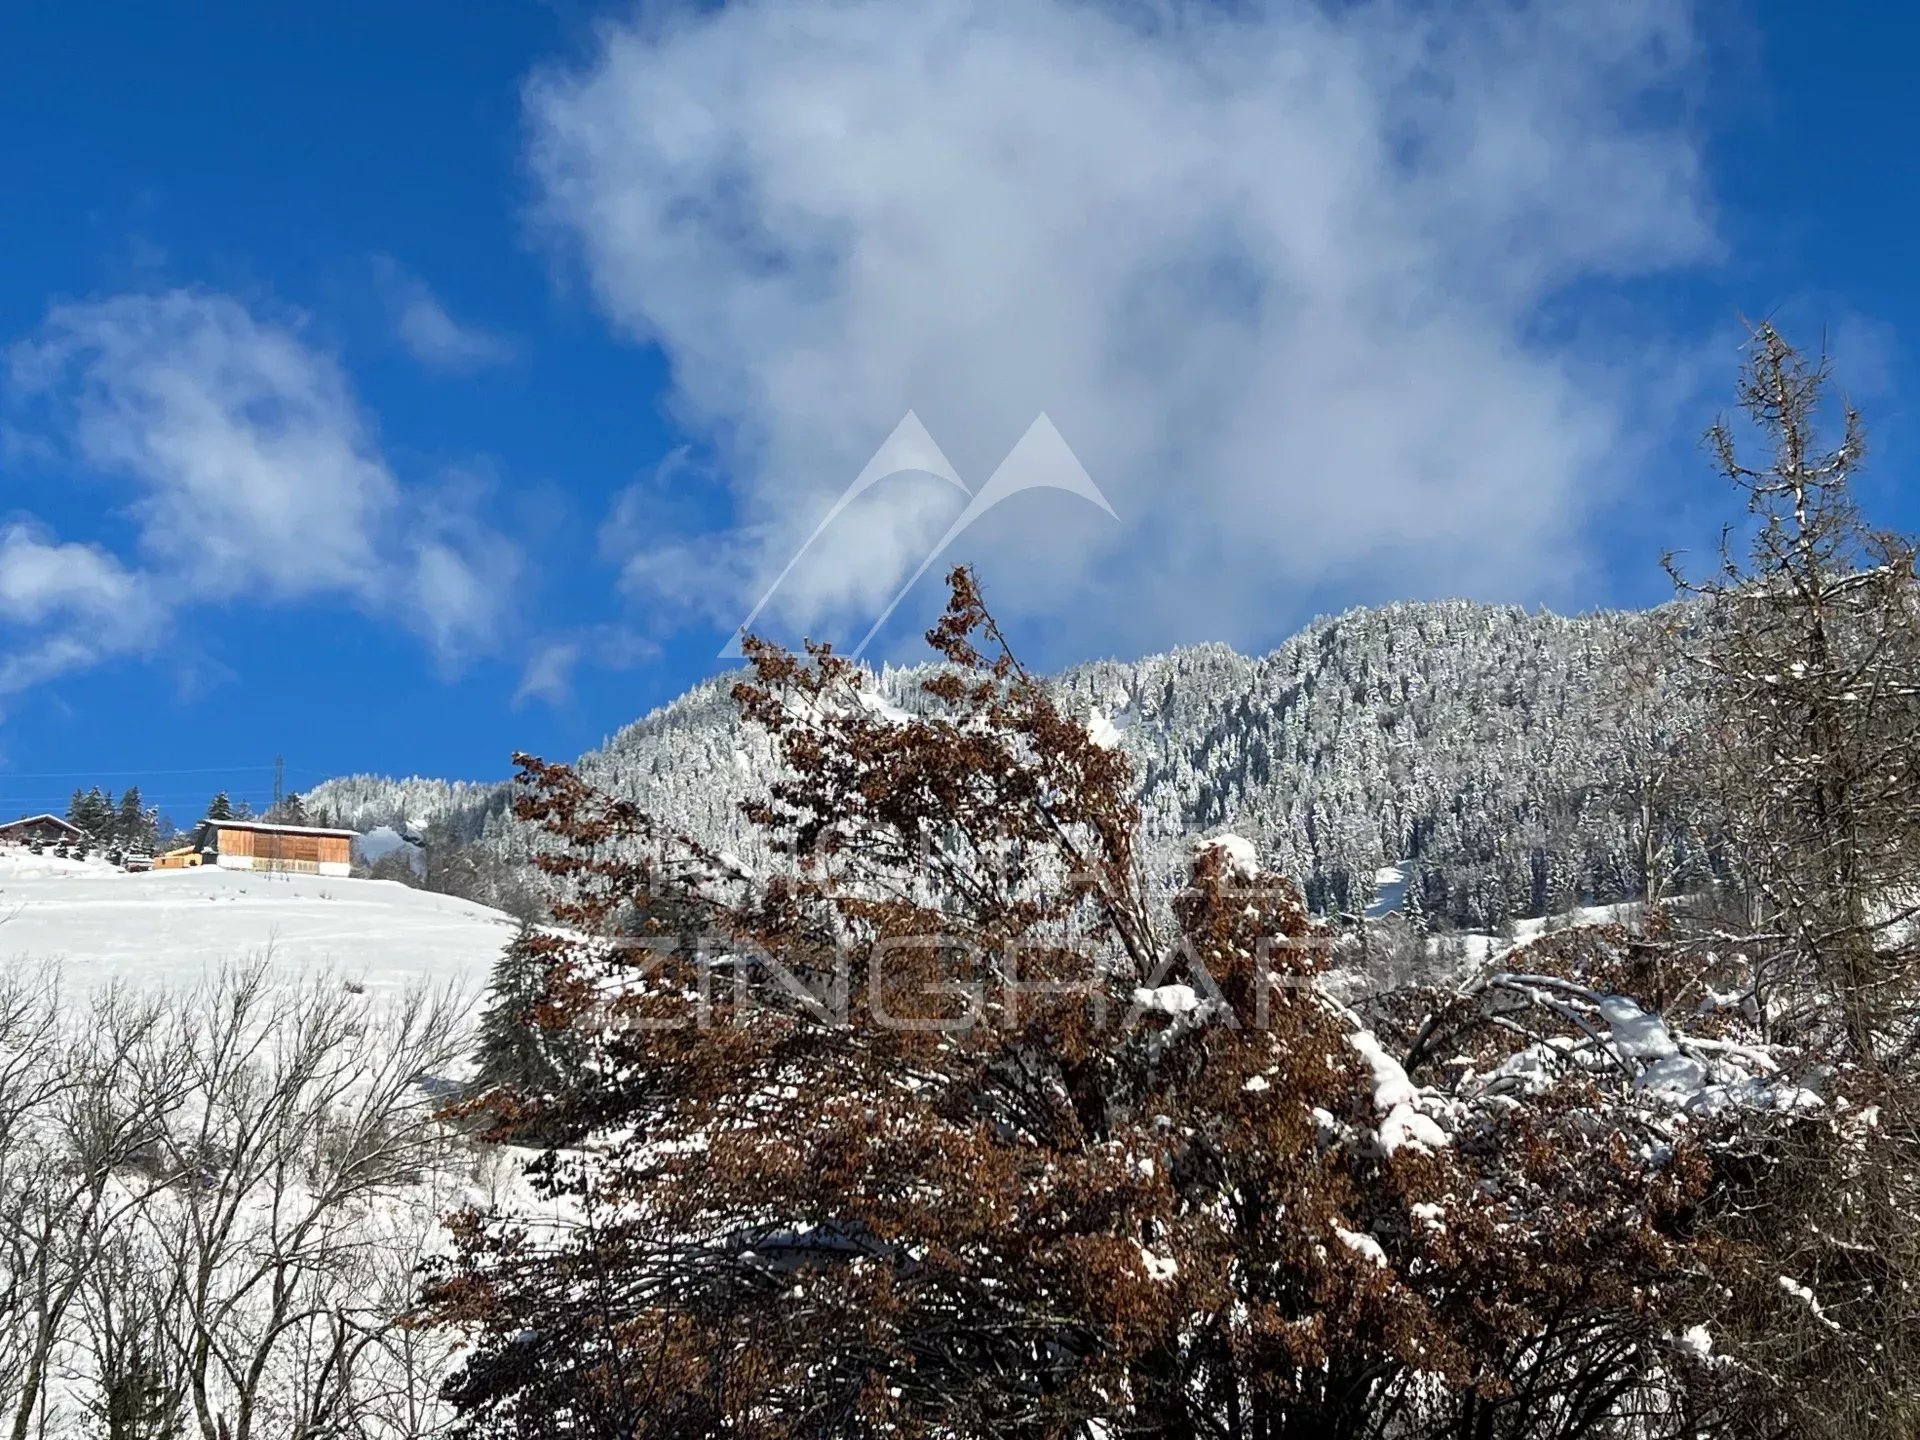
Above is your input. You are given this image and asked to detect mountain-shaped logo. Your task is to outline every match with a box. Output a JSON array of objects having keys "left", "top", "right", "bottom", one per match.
[{"left": 723, "top": 412, "right": 1116, "bottom": 658}]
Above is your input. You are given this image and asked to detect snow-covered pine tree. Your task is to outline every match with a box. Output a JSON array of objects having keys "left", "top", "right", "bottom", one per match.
[
  {"left": 470, "top": 923, "right": 590, "bottom": 1144},
  {"left": 70, "top": 786, "right": 114, "bottom": 841},
  {"left": 264, "top": 791, "right": 308, "bottom": 826},
  {"left": 114, "top": 786, "right": 155, "bottom": 851}
]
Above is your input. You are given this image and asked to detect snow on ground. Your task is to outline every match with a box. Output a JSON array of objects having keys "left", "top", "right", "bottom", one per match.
[
  {"left": 0, "top": 846, "right": 529, "bottom": 1434},
  {"left": 1367, "top": 861, "right": 1409, "bottom": 919},
  {"left": 1442, "top": 900, "right": 1648, "bottom": 968},
  {"left": 0, "top": 846, "right": 515, "bottom": 1004}
]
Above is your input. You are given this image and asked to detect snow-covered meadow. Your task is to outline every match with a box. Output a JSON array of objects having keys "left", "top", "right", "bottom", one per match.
[
  {"left": 0, "top": 845, "right": 524, "bottom": 1438},
  {"left": 0, "top": 846, "right": 515, "bottom": 1002}
]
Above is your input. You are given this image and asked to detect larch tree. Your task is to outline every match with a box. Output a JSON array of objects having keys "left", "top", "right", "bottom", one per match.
[
  {"left": 1667, "top": 323, "right": 1920, "bottom": 1063},
  {"left": 1652, "top": 325, "right": 1920, "bottom": 1440}
]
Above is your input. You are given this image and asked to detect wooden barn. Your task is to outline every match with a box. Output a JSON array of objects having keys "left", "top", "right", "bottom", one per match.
[
  {"left": 0, "top": 813, "right": 84, "bottom": 845},
  {"left": 192, "top": 818, "right": 355, "bottom": 877}
]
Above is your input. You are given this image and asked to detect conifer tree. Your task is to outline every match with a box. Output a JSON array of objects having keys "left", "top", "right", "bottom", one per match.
[
  {"left": 470, "top": 924, "right": 591, "bottom": 1144},
  {"left": 71, "top": 786, "right": 114, "bottom": 841},
  {"left": 115, "top": 786, "right": 155, "bottom": 851}
]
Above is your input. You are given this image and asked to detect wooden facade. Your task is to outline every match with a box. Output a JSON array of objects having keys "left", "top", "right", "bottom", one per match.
[{"left": 196, "top": 820, "right": 355, "bottom": 877}]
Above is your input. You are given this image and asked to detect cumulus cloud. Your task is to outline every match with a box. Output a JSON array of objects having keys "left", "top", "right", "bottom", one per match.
[
  {"left": 527, "top": 0, "right": 1716, "bottom": 658},
  {"left": 0, "top": 525, "right": 147, "bottom": 627},
  {"left": 374, "top": 257, "right": 516, "bottom": 373},
  {"left": 5, "top": 288, "right": 519, "bottom": 688}
]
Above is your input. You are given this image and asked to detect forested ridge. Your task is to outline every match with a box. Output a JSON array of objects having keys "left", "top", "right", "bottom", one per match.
[{"left": 314, "top": 598, "right": 1690, "bottom": 932}]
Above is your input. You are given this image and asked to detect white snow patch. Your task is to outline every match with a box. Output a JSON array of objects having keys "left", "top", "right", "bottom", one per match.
[
  {"left": 1132, "top": 983, "right": 1204, "bottom": 1016},
  {"left": 1367, "top": 861, "right": 1409, "bottom": 919},
  {"left": 1138, "top": 1244, "right": 1179, "bottom": 1282},
  {"left": 1348, "top": 1029, "right": 1448, "bottom": 1154},
  {"left": 0, "top": 850, "right": 515, "bottom": 1004},
  {"left": 1333, "top": 1224, "right": 1387, "bottom": 1267},
  {"left": 1635, "top": 1053, "right": 1711, "bottom": 1102},
  {"left": 1677, "top": 1324, "right": 1715, "bottom": 1360},
  {"left": 855, "top": 690, "right": 910, "bottom": 724},
  {"left": 352, "top": 824, "right": 425, "bottom": 878},
  {"left": 1778, "top": 1275, "right": 1841, "bottom": 1331},
  {"left": 1598, "top": 994, "right": 1678, "bottom": 1061},
  {"left": 1086, "top": 706, "right": 1123, "bottom": 749},
  {"left": 1194, "top": 833, "right": 1259, "bottom": 879}
]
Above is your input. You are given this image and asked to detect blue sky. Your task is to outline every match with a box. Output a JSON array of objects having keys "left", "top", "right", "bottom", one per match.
[{"left": 0, "top": 2, "right": 1915, "bottom": 822}]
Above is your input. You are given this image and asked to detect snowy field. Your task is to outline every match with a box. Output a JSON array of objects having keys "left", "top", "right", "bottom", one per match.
[
  {"left": 0, "top": 844, "right": 531, "bottom": 1435},
  {"left": 0, "top": 845, "right": 515, "bottom": 1003}
]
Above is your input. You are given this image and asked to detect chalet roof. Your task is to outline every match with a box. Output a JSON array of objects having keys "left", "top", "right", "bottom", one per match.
[
  {"left": 198, "top": 817, "right": 358, "bottom": 839},
  {"left": 0, "top": 813, "right": 83, "bottom": 834}
]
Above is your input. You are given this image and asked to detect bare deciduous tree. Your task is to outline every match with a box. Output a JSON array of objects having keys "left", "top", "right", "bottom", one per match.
[{"left": 0, "top": 961, "right": 470, "bottom": 1439}]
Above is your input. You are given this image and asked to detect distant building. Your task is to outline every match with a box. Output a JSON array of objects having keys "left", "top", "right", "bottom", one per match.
[
  {"left": 191, "top": 818, "right": 355, "bottom": 877},
  {"left": 0, "top": 814, "right": 84, "bottom": 845}
]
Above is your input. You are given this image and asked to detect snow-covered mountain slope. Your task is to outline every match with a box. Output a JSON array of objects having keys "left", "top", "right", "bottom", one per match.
[
  {"left": 301, "top": 773, "right": 510, "bottom": 839},
  {"left": 0, "top": 849, "right": 517, "bottom": 1002},
  {"left": 311, "top": 597, "right": 1693, "bottom": 930}
]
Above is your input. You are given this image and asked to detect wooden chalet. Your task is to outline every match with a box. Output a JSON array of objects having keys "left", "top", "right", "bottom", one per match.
[{"left": 0, "top": 813, "right": 84, "bottom": 845}]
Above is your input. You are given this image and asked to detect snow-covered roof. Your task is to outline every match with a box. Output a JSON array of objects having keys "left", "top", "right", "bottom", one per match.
[
  {"left": 199, "top": 817, "right": 358, "bottom": 839},
  {"left": 0, "top": 813, "right": 84, "bottom": 835}
]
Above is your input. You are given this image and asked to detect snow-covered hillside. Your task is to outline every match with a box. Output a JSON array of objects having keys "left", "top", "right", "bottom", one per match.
[
  {"left": 310, "top": 597, "right": 1697, "bottom": 931},
  {"left": 0, "top": 848, "right": 516, "bottom": 1001},
  {"left": 304, "top": 772, "right": 510, "bottom": 841}
]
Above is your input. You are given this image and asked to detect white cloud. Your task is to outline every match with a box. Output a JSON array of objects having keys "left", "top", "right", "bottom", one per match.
[
  {"left": 13, "top": 291, "right": 394, "bottom": 599},
  {"left": 0, "top": 525, "right": 162, "bottom": 696},
  {"left": 374, "top": 257, "right": 516, "bottom": 373},
  {"left": 527, "top": 0, "right": 1716, "bottom": 658},
  {"left": 405, "top": 508, "right": 522, "bottom": 663},
  {"left": 514, "top": 624, "right": 657, "bottom": 707},
  {"left": 5, "top": 288, "right": 521, "bottom": 689},
  {"left": 0, "top": 525, "right": 145, "bottom": 626},
  {"left": 514, "top": 638, "right": 582, "bottom": 707}
]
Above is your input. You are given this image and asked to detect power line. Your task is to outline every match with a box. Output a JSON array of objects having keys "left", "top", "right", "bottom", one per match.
[
  {"left": 0, "top": 794, "right": 281, "bottom": 805},
  {"left": 0, "top": 765, "right": 285, "bottom": 780}
]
